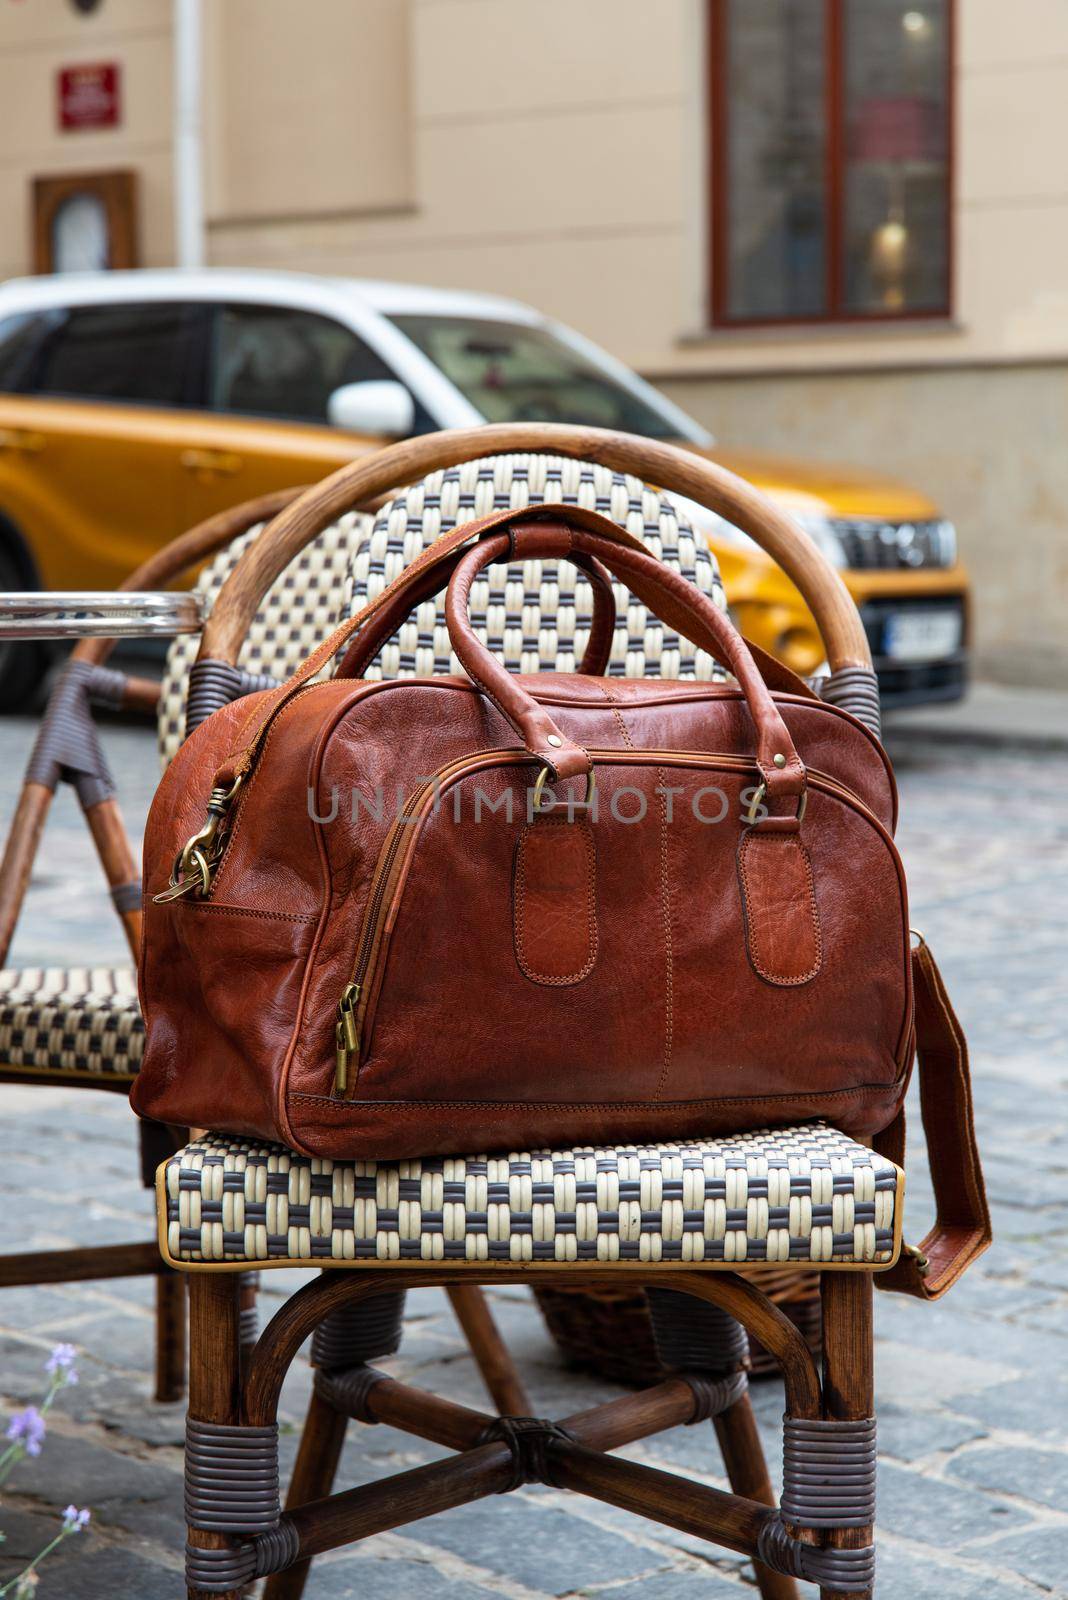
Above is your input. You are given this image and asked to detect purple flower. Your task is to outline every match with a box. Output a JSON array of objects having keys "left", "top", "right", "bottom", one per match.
[
  {"left": 5, "top": 1407, "right": 46, "bottom": 1456},
  {"left": 61, "top": 1505, "right": 91, "bottom": 1533},
  {"left": 45, "top": 1344, "right": 78, "bottom": 1384}
]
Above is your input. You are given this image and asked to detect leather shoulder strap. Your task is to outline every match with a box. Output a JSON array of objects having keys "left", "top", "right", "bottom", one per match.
[{"left": 876, "top": 939, "right": 991, "bottom": 1299}]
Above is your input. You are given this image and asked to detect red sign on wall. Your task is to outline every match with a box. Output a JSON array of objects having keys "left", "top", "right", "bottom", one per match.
[{"left": 58, "top": 63, "right": 121, "bottom": 131}]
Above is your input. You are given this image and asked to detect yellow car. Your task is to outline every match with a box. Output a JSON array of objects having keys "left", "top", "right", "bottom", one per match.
[{"left": 0, "top": 269, "right": 968, "bottom": 709}]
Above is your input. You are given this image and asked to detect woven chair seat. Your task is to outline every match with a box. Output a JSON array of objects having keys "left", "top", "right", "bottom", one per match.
[
  {"left": 0, "top": 966, "right": 142, "bottom": 1081},
  {"left": 159, "top": 1125, "right": 903, "bottom": 1272}
]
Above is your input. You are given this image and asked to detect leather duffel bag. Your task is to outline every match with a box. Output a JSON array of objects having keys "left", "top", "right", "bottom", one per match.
[{"left": 134, "top": 499, "right": 918, "bottom": 1162}]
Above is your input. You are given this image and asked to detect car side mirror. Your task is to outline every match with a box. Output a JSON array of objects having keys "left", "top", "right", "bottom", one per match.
[{"left": 327, "top": 380, "right": 415, "bottom": 438}]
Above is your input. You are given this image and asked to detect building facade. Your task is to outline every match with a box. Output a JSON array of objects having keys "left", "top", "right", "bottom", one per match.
[{"left": 1, "top": 0, "right": 1063, "bottom": 684}]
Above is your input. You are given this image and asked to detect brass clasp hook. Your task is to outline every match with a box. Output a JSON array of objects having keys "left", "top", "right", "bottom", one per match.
[{"left": 153, "top": 774, "right": 244, "bottom": 903}]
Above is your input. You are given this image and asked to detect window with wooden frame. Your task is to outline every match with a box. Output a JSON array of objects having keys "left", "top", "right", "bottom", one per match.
[{"left": 709, "top": 0, "right": 953, "bottom": 327}]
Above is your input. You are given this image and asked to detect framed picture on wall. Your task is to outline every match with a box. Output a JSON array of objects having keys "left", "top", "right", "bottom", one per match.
[{"left": 32, "top": 170, "right": 138, "bottom": 274}]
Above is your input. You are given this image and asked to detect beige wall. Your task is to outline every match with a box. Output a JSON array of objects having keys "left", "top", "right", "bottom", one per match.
[
  {"left": 0, "top": 0, "right": 174, "bottom": 278},
  {"left": 206, "top": 0, "right": 703, "bottom": 363},
  {"left": 661, "top": 362, "right": 1068, "bottom": 687},
  {"left": 204, "top": 0, "right": 413, "bottom": 227}
]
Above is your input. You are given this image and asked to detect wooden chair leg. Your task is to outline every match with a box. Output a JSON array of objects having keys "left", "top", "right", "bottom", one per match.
[
  {"left": 0, "top": 782, "right": 53, "bottom": 967},
  {"left": 645, "top": 1287, "right": 798, "bottom": 1600},
  {"left": 262, "top": 1388, "right": 348, "bottom": 1600},
  {"left": 264, "top": 1284, "right": 531, "bottom": 1599},
  {"left": 818, "top": 1274, "right": 875, "bottom": 1600},
  {"left": 715, "top": 1393, "right": 799, "bottom": 1600},
  {"left": 186, "top": 1273, "right": 244, "bottom": 1600},
  {"left": 219, "top": 1267, "right": 844, "bottom": 1595},
  {"left": 447, "top": 1285, "right": 532, "bottom": 1414},
  {"left": 238, "top": 1271, "right": 260, "bottom": 1379},
  {"left": 262, "top": 1284, "right": 407, "bottom": 1597},
  {"left": 154, "top": 1269, "right": 186, "bottom": 1403}
]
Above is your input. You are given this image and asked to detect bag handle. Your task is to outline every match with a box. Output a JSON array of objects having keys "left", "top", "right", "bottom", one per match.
[
  {"left": 334, "top": 513, "right": 813, "bottom": 699},
  {"left": 335, "top": 536, "right": 619, "bottom": 681},
  {"left": 445, "top": 518, "right": 807, "bottom": 806},
  {"left": 210, "top": 503, "right": 619, "bottom": 790},
  {"left": 876, "top": 938, "right": 991, "bottom": 1299},
  {"left": 211, "top": 500, "right": 812, "bottom": 793}
]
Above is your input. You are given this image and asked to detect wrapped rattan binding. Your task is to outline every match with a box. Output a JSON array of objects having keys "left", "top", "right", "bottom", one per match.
[{"left": 533, "top": 1267, "right": 821, "bottom": 1384}]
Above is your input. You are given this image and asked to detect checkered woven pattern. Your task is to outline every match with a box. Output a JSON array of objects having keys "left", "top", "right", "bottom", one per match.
[
  {"left": 157, "top": 455, "right": 725, "bottom": 766},
  {"left": 161, "top": 1124, "right": 902, "bottom": 1270},
  {"left": 0, "top": 967, "right": 142, "bottom": 1080},
  {"left": 350, "top": 454, "right": 726, "bottom": 683}
]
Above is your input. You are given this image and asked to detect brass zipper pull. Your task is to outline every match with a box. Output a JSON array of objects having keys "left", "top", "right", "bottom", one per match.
[{"left": 334, "top": 983, "right": 361, "bottom": 1094}]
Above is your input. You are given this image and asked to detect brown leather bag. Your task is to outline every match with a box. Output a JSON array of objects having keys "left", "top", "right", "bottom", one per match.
[{"left": 133, "top": 501, "right": 986, "bottom": 1293}]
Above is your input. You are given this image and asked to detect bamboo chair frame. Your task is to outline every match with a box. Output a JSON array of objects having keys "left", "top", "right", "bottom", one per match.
[{"left": 168, "top": 426, "right": 885, "bottom": 1600}]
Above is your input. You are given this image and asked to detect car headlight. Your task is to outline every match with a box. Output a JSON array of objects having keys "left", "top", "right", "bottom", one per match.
[
  {"left": 935, "top": 519, "right": 958, "bottom": 565},
  {"left": 790, "top": 514, "right": 848, "bottom": 569}
]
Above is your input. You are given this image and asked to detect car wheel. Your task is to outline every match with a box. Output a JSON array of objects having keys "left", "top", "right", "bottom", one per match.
[{"left": 0, "top": 526, "right": 48, "bottom": 714}]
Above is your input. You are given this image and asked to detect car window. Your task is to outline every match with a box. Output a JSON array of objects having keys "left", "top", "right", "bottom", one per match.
[
  {"left": 389, "top": 314, "right": 682, "bottom": 439},
  {"left": 210, "top": 303, "right": 396, "bottom": 424},
  {"left": 0, "top": 312, "right": 55, "bottom": 392},
  {"left": 34, "top": 302, "right": 201, "bottom": 407}
]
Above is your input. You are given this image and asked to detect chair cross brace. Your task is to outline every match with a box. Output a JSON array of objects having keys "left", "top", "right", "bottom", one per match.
[
  {"left": 185, "top": 1367, "right": 872, "bottom": 1593},
  {"left": 184, "top": 1360, "right": 775, "bottom": 1591}
]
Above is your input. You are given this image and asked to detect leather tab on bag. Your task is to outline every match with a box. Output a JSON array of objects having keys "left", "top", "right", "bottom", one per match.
[
  {"left": 876, "top": 940, "right": 991, "bottom": 1299},
  {"left": 737, "top": 830, "right": 822, "bottom": 987},
  {"left": 508, "top": 519, "right": 575, "bottom": 560},
  {"left": 513, "top": 816, "right": 598, "bottom": 986}
]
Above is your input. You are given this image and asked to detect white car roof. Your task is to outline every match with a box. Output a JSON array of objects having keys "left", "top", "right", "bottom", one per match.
[
  {"left": 0, "top": 267, "right": 545, "bottom": 325},
  {"left": 0, "top": 267, "right": 710, "bottom": 446}
]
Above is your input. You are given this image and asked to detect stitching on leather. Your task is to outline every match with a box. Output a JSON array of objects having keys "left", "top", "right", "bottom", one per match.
[
  {"left": 177, "top": 903, "right": 317, "bottom": 924},
  {"left": 513, "top": 817, "right": 598, "bottom": 986},
  {"left": 290, "top": 1078, "right": 903, "bottom": 1111},
  {"left": 737, "top": 832, "right": 823, "bottom": 986},
  {"left": 654, "top": 769, "right": 675, "bottom": 1100},
  {"left": 597, "top": 679, "right": 635, "bottom": 753},
  {"left": 598, "top": 682, "right": 675, "bottom": 1099}
]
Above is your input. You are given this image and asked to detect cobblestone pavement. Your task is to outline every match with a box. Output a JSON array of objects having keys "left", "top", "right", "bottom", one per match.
[{"left": 0, "top": 713, "right": 1066, "bottom": 1598}]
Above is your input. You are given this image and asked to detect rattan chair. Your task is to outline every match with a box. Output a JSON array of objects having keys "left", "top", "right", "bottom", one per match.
[{"left": 151, "top": 424, "right": 899, "bottom": 1600}]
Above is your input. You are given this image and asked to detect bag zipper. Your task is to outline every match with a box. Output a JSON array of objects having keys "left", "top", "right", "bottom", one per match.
[
  {"left": 332, "top": 748, "right": 892, "bottom": 1095},
  {"left": 333, "top": 750, "right": 504, "bottom": 1091}
]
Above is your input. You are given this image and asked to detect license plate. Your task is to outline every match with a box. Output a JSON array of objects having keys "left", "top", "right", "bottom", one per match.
[{"left": 883, "top": 608, "right": 962, "bottom": 663}]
